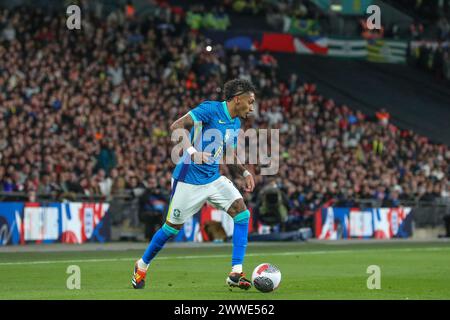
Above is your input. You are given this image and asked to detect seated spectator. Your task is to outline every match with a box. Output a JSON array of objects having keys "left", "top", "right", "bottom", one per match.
[
  {"left": 97, "top": 169, "right": 113, "bottom": 197},
  {"left": 410, "top": 20, "right": 424, "bottom": 40},
  {"left": 437, "top": 16, "right": 450, "bottom": 41},
  {"left": 375, "top": 108, "right": 390, "bottom": 126}
]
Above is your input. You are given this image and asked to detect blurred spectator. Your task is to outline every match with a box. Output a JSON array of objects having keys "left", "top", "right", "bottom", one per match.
[
  {"left": 186, "top": 4, "right": 230, "bottom": 31},
  {"left": 97, "top": 169, "right": 113, "bottom": 197},
  {"left": 125, "top": 1, "right": 136, "bottom": 20},
  {"left": 410, "top": 20, "right": 424, "bottom": 40},
  {"left": 95, "top": 141, "right": 117, "bottom": 176},
  {"left": 437, "top": 16, "right": 450, "bottom": 41},
  {"left": 138, "top": 177, "right": 169, "bottom": 239},
  {"left": 1, "top": 22, "right": 15, "bottom": 41},
  {"left": 409, "top": 42, "right": 450, "bottom": 81},
  {"left": 375, "top": 108, "right": 390, "bottom": 126}
]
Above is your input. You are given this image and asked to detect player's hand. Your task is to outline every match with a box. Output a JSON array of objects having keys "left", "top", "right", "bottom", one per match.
[
  {"left": 192, "top": 152, "right": 212, "bottom": 164},
  {"left": 243, "top": 174, "right": 255, "bottom": 193}
]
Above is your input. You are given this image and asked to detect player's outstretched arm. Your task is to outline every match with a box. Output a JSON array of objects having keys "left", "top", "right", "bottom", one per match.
[
  {"left": 169, "top": 113, "right": 194, "bottom": 134},
  {"left": 169, "top": 113, "right": 211, "bottom": 164}
]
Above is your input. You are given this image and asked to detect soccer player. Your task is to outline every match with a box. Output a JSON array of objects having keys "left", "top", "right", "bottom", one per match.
[{"left": 132, "top": 79, "right": 256, "bottom": 290}]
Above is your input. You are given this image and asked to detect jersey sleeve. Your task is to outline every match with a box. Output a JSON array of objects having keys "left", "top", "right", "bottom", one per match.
[{"left": 188, "top": 101, "right": 215, "bottom": 124}]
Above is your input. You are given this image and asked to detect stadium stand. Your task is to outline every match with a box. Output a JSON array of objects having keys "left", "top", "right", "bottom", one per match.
[{"left": 0, "top": 1, "right": 448, "bottom": 236}]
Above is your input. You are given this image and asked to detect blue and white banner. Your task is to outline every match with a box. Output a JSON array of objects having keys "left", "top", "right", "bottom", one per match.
[
  {"left": 315, "top": 207, "right": 413, "bottom": 240},
  {"left": 0, "top": 202, "right": 111, "bottom": 246},
  {"left": 0, "top": 202, "right": 24, "bottom": 245}
]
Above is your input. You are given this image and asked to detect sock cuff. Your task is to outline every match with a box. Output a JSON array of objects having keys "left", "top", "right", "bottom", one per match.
[
  {"left": 233, "top": 209, "right": 250, "bottom": 224},
  {"left": 162, "top": 223, "right": 180, "bottom": 236}
]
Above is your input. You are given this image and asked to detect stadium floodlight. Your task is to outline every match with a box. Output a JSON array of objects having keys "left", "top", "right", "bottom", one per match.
[{"left": 330, "top": 4, "right": 342, "bottom": 12}]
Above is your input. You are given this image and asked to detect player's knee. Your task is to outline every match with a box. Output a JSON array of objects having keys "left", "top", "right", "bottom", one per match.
[{"left": 227, "top": 198, "right": 247, "bottom": 218}]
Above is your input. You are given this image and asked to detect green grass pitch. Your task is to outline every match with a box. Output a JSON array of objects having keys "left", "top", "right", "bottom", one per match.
[{"left": 0, "top": 241, "right": 449, "bottom": 300}]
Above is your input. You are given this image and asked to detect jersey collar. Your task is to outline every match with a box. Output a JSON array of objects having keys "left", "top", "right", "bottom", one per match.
[{"left": 222, "top": 101, "right": 235, "bottom": 122}]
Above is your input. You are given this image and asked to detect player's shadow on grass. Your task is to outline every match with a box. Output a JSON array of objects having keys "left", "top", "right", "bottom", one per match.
[{"left": 226, "top": 287, "right": 277, "bottom": 296}]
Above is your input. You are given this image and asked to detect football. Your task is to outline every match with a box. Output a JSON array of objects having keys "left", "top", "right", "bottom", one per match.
[{"left": 251, "top": 263, "right": 281, "bottom": 292}]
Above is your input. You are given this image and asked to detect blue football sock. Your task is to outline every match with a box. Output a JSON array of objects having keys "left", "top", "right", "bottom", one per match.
[
  {"left": 232, "top": 209, "right": 250, "bottom": 268},
  {"left": 142, "top": 223, "right": 179, "bottom": 264}
]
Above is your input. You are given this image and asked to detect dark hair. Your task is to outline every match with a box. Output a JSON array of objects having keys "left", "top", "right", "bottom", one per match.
[{"left": 223, "top": 79, "right": 256, "bottom": 101}]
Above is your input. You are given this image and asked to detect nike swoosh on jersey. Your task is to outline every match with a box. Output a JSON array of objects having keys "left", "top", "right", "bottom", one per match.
[{"left": 218, "top": 120, "right": 226, "bottom": 124}]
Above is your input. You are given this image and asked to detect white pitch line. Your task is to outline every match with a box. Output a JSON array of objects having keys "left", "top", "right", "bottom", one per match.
[{"left": 0, "top": 246, "right": 449, "bottom": 266}]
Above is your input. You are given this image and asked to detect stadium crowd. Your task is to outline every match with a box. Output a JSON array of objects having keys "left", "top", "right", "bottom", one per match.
[
  {"left": 0, "top": 4, "right": 449, "bottom": 227},
  {"left": 409, "top": 41, "right": 450, "bottom": 81}
]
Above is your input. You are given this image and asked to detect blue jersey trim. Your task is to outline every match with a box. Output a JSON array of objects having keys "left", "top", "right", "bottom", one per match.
[
  {"left": 188, "top": 110, "right": 198, "bottom": 122},
  {"left": 162, "top": 223, "right": 180, "bottom": 236},
  {"left": 234, "top": 209, "right": 250, "bottom": 223},
  {"left": 222, "top": 101, "right": 234, "bottom": 122}
]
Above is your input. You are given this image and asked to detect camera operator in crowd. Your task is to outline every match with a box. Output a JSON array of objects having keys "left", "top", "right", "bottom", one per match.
[{"left": 255, "top": 178, "right": 289, "bottom": 232}]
